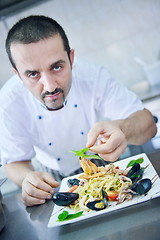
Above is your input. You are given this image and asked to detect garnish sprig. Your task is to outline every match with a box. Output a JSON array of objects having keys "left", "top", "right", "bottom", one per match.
[
  {"left": 69, "top": 147, "right": 102, "bottom": 160},
  {"left": 126, "top": 157, "right": 144, "bottom": 168}
]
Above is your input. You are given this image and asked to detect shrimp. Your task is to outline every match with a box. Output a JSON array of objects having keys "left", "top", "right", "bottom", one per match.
[{"left": 79, "top": 157, "right": 106, "bottom": 179}]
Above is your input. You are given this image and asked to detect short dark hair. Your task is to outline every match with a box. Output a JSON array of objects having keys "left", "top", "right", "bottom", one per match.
[{"left": 5, "top": 15, "right": 71, "bottom": 69}]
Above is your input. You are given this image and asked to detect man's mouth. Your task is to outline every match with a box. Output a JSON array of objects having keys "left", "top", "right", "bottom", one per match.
[
  {"left": 45, "top": 92, "right": 61, "bottom": 100},
  {"left": 42, "top": 88, "right": 63, "bottom": 101}
]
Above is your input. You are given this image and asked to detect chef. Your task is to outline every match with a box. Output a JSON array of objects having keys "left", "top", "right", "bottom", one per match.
[{"left": 0, "top": 15, "right": 157, "bottom": 206}]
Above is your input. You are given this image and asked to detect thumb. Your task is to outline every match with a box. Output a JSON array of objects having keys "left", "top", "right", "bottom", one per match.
[{"left": 86, "top": 123, "right": 104, "bottom": 148}]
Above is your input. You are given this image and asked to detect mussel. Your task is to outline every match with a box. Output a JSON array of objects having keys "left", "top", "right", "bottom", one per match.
[
  {"left": 86, "top": 200, "right": 107, "bottom": 211},
  {"left": 127, "top": 163, "right": 140, "bottom": 178},
  {"left": 127, "top": 163, "right": 144, "bottom": 182},
  {"left": 130, "top": 168, "right": 144, "bottom": 183},
  {"left": 67, "top": 178, "right": 80, "bottom": 187},
  {"left": 52, "top": 192, "right": 79, "bottom": 206},
  {"left": 130, "top": 178, "right": 152, "bottom": 195},
  {"left": 102, "top": 188, "right": 108, "bottom": 206},
  {"left": 86, "top": 189, "right": 108, "bottom": 211}
]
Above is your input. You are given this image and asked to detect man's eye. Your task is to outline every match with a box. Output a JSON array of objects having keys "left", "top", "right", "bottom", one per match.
[
  {"left": 53, "top": 66, "right": 61, "bottom": 72},
  {"left": 28, "top": 72, "right": 38, "bottom": 78}
]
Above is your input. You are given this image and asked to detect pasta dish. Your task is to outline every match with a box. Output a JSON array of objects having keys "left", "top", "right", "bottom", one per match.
[{"left": 68, "top": 158, "right": 133, "bottom": 212}]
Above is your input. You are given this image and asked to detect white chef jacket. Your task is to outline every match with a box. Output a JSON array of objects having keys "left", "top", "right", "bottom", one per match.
[{"left": 0, "top": 58, "right": 144, "bottom": 176}]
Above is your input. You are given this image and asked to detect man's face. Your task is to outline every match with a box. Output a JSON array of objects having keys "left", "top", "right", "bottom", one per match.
[{"left": 10, "top": 35, "right": 74, "bottom": 110}]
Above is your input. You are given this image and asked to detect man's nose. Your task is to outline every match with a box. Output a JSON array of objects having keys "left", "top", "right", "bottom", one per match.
[{"left": 41, "top": 74, "right": 58, "bottom": 92}]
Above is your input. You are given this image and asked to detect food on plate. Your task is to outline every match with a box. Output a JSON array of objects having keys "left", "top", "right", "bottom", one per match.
[
  {"left": 79, "top": 157, "right": 107, "bottom": 179},
  {"left": 67, "top": 178, "right": 80, "bottom": 187},
  {"left": 53, "top": 149, "right": 155, "bottom": 215},
  {"left": 52, "top": 192, "right": 79, "bottom": 206},
  {"left": 130, "top": 178, "right": 152, "bottom": 195},
  {"left": 68, "top": 160, "right": 133, "bottom": 211},
  {"left": 52, "top": 148, "right": 158, "bottom": 220},
  {"left": 57, "top": 210, "right": 83, "bottom": 221},
  {"left": 126, "top": 157, "right": 144, "bottom": 168},
  {"left": 69, "top": 147, "right": 102, "bottom": 160}
]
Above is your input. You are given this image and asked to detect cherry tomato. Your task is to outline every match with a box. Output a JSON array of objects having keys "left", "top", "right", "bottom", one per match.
[{"left": 107, "top": 191, "right": 118, "bottom": 201}]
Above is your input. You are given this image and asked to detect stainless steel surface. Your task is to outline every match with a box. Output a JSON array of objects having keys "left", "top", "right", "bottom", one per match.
[{"left": 0, "top": 152, "right": 160, "bottom": 240}]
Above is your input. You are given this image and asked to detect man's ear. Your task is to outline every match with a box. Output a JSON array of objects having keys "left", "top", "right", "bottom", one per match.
[
  {"left": 69, "top": 49, "right": 75, "bottom": 66},
  {"left": 12, "top": 67, "right": 19, "bottom": 75}
]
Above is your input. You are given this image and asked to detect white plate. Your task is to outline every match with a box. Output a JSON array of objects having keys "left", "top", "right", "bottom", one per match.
[{"left": 48, "top": 153, "right": 160, "bottom": 228}]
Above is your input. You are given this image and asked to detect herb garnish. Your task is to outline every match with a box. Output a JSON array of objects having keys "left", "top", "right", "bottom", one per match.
[
  {"left": 126, "top": 157, "right": 144, "bottom": 168},
  {"left": 58, "top": 210, "right": 83, "bottom": 221},
  {"left": 69, "top": 147, "right": 102, "bottom": 160}
]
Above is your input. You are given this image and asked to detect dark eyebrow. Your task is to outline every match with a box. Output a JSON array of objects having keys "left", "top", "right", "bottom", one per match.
[
  {"left": 24, "top": 69, "right": 38, "bottom": 76},
  {"left": 49, "top": 60, "right": 66, "bottom": 70}
]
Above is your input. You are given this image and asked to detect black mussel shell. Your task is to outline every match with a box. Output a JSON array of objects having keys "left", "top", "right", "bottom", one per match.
[
  {"left": 131, "top": 178, "right": 152, "bottom": 195},
  {"left": 127, "top": 163, "right": 141, "bottom": 179},
  {"left": 67, "top": 178, "right": 80, "bottom": 187},
  {"left": 130, "top": 168, "right": 144, "bottom": 183},
  {"left": 52, "top": 192, "right": 79, "bottom": 206},
  {"left": 102, "top": 189, "right": 108, "bottom": 206},
  {"left": 86, "top": 200, "right": 107, "bottom": 211}
]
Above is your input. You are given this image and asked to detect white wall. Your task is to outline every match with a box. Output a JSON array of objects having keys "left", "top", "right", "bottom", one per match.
[{"left": 1, "top": 0, "right": 160, "bottom": 89}]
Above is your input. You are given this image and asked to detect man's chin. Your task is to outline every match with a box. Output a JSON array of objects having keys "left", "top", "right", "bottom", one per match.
[{"left": 46, "top": 104, "right": 64, "bottom": 111}]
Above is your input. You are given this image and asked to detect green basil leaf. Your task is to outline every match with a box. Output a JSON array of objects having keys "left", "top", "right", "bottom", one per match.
[
  {"left": 127, "top": 158, "right": 144, "bottom": 168},
  {"left": 58, "top": 210, "right": 69, "bottom": 221},
  {"left": 57, "top": 211, "right": 83, "bottom": 221},
  {"left": 65, "top": 211, "right": 83, "bottom": 220},
  {"left": 69, "top": 148, "right": 101, "bottom": 160},
  {"left": 80, "top": 148, "right": 89, "bottom": 154},
  {"left": 86, "top": 154, "right": 102, "bottom": 160}
]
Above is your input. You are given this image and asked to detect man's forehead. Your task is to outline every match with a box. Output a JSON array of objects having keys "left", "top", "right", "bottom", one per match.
[
  {"left": 11, "top": 34, "right": 64, "bottom": 49},
  {"left": 10, "top": 36, "right": 66, "bottom": 69}
]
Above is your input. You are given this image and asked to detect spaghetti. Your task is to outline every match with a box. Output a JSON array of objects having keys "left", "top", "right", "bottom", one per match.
[{"left": 68, "top": 158, "right": 132, "bottom": 212}]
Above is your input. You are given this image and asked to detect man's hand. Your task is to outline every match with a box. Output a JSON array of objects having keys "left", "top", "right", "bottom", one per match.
[
  {"left": 86, "top": 121, "right": 127, "bottom": 162},
  {"left": 86, "top": 109, "right": 157, "bottom": 162},
  {"left": 22, "top": 171, "right": 59, "bottom": 206},
  {"left": 4, "top": 161, "right": 59, "bottom": 206}
]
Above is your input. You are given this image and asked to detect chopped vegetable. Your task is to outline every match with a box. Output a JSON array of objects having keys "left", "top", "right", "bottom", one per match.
[
  {"left": 69, "top": 148, "right": 102, "bottom": 160},
  {"left": 126, "top": 158, "right": 144, "bottom": 168},
  {"left": 57, "top": 210, "right": 83, "bottom": 221},
  {"left": 68, "top": 185, "right": 79, "bottom": 192},
  {"left": 107, "top": 191, "right": 118, "bottom": 201}
]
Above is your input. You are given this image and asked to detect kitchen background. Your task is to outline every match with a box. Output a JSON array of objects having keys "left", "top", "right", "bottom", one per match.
[{"left": 0, "top": 0, "right": 160, "bottom": 196}]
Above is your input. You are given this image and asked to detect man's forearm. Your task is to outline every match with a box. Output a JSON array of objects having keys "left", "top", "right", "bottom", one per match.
[
  {"left": 4, "top": 161, "right": 34, "bottom": 187},
  {"left": 119, "top": 109, "right": 157, "bottom": 145}
]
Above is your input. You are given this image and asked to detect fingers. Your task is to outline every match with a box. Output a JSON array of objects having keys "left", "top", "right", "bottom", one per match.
[
  {"left": 89, "top": 130, "right": 125, "bottom": 154},
  {"left": 22, "top": 171, "right": 59, "bottom": 206},
  {"left": 22, "top": 187, "right": 48, "bottom": 206},
  {"left": 27, "top": 171, "right": 59, "bottom": 193},
  {"left": 98, "top": 140, "right": 127, "bottom": 162},
  {"left": 86, "top": 121, "right": 127, "bottom": 162},
  {"left": 86, "top": 122, "right": 106, "bottom": 148},
  {"left": 42, "top": 172, "right": 60, "bottom": 188}
]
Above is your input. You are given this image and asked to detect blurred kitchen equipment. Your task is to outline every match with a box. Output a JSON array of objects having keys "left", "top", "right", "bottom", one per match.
[{"left": 134, "top": 57, "right": 160, "bottom": 86}]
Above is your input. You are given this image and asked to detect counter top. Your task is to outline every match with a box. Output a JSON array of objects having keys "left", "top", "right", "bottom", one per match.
[{"left": 1, "top": 152, "right": 160, "bottom": 240}]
